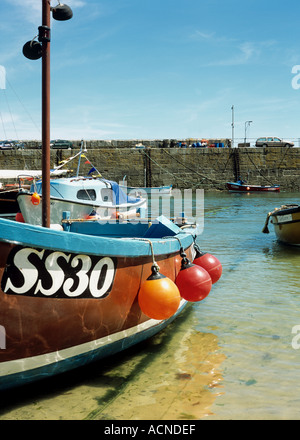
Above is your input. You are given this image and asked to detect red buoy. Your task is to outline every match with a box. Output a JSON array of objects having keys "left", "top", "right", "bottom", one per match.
[
  {"left": 15, "top": 212, "right": 25, "bottom": 223},
  {"left": 138, "top": 266, "right": 181, "bottom": 320},
  {"left": 193, "top": 249, "right": 222, "bottom": 284},
  {"left": 176, "top": 258, "right": 212, "bottom": 302}
]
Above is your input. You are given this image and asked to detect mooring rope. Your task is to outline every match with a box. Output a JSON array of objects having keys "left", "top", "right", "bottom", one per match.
[{"left": 160, "top": 148, "right": 226, "bottom": 186}]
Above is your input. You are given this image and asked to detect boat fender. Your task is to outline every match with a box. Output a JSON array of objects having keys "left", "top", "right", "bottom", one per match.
[
  {"left": 138, "top": 264, "right": 181, "bottom": 320},
  {"left": 15, "top": 212, "right": 25, "bottom": 223},
  {"left": 193, "top": 246, "right": 222, "bottom": 284},
  {"left": 31, "top": 192, "right": 41, "bottom": 205},
  {"left": 176, "top": 250, "right": 212, "bottom": 302}
]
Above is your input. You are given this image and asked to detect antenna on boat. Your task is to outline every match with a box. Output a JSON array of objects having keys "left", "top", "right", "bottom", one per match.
[
  {"left": 76, "top": 139, "right": 84, "bottom": 177},
  {"left": 22, "top": 1, "right": 73, "bottom": 227}
]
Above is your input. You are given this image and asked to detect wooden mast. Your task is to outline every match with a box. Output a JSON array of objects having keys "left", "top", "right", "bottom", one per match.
[{"left": 41, "top": 0, "right": 51, "bottom": 228}]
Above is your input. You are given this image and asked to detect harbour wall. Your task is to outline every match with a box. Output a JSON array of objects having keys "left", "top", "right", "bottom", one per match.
[{"left": 1, "top": 145, "right": 300, "bottom": 191}]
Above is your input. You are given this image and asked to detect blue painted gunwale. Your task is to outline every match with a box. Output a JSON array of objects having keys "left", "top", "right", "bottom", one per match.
[{"left": 0, "top": 217, "right": 194, "bottom": 258}]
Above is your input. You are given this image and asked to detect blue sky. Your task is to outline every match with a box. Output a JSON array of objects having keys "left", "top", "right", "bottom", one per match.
[{"left": 0, "top": 0, "right": 300, "bottom": 144}]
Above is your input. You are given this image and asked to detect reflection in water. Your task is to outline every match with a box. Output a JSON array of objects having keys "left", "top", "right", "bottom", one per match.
[{"left": 0, "top": 306, "right": 225, "bottom": 420}]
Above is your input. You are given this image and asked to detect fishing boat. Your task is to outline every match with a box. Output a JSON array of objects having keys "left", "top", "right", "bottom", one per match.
[
  {"left": 15, "top": 146, "right": 147, "bottom": 225},
  {"left": 0, "top": 1, "right": 223, "bottom": 391},
  {"left": 0, "top": 214, "right": 216, "bottom": 390},
  {"left": 227, "top": 181, "right": 280, "bottom": 192},
  {"left": 17, "top": 175, "right": 147, "bottom": 225},
  {"left": 262, "top": 204, "right": 300, "bottom": 246}
]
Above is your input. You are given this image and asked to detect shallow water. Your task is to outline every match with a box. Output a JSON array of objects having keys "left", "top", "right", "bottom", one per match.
[{"left": 0, "top": 191, "right": 300, "bottom": 420}]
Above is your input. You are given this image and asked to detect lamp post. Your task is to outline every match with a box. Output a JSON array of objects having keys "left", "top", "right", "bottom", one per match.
[
  {"left": 244, "top": 121, "right": 252, "bottom": 146},
  {"left": 23, "top": 1, "right": 73, "bottom": 227}
]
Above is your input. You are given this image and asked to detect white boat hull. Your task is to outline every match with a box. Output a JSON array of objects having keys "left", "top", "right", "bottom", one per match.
[{"left": 18, "top": 193, "right": 147, "bottom": 225}]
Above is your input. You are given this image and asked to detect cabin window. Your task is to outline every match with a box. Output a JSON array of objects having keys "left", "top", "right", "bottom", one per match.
[
  {"left": 77, "top": 189, "right": 97, "bottom": 201},
  {"left": 101, "top": 188, "right": 113, "bottom": 202}
]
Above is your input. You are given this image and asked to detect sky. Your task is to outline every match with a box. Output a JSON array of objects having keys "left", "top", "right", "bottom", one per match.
[{"left": 1, "top": 0, "right": 300, "bottom": 145}]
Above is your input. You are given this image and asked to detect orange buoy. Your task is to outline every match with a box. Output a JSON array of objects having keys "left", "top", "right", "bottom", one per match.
[
  {"left": 15, "top": 212, "right": 25, "bottom": 223},
  {"left": 176, "top": 257, "right": 212, "bottom": 302},
  {"left": 111, "top": 210, "right": 120, "bottom": 219},
  {"left": 193, "top": 249, "right": 222, "bottom": 284},
  {"left": 138, "top": 265, "right": 181, "bottom": 320},
  {"left": 31, "top": 192, "right": 40, "bottom": 205}
]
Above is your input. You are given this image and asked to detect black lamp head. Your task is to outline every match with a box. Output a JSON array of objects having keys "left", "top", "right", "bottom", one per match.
[
  {"left": 51, "top": 3, "right": 73, "bottom": 21},
  {"left": 22, "top": 40, "right": 42, "bottom": 60}
]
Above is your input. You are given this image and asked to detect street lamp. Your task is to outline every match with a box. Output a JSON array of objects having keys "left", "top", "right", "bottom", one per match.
[
  {"left": 22, "top": 1, "right": 73, "bottom": 228},
  {"left": 244, "top": 121, "right": 252, "bottom": 145}
]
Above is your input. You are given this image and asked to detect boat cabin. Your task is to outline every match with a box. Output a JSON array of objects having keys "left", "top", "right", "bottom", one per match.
[{"left": 31, "top": 177, "right": 141, "bottom": 207}]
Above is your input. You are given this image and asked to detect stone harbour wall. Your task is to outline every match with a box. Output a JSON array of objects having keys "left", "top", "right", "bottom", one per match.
[{"left": 1, "top": 145, "right": 300, "bottom": 191}]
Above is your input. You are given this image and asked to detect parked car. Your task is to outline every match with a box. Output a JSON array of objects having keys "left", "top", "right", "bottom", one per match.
[
  {"left": 0, "top": 140, "right": 25, "bottom": 150},
  {"left": 38, "top": 139, "right": 73, "bottom": 149},
  {"left": 50, "top": 139, "right": 73, "bottom": 149},
  {"left": 255, "top": 137, "right": 294, "bottom": 147}
]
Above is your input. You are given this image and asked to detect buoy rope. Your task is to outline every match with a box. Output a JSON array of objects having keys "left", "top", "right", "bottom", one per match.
[
  {"left": 120, "top": 237, "right": 160, "bottom": 270},
  {"left": 244, "top": 151, "right": 275, "bottom": 185}
]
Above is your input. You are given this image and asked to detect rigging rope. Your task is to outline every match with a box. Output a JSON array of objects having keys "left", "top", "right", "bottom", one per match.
[
  {"left": 142, "top": 150, "right": 190, "bottom": 186},
  {"left": 161, "top": 149, "right": 225, "bottom": 186}
]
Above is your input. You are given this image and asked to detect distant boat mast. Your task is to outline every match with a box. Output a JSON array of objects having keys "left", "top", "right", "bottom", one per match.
[{"left": 231, "top": 105, "right": 234, "bottom": 149}]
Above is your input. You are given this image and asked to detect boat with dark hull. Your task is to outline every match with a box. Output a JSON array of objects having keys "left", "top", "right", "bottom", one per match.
[
  {"left": 227, "top": 182, "right": 280, "bottom": 192},
  {"left": 0, "top": 185, "right": 21, "bottom": 215},
  {"left": 0, "top": 170, "right": 69, "bottom": 216},
  {"left": 262, "top": 204, "right": 300, "bottom": 246}
]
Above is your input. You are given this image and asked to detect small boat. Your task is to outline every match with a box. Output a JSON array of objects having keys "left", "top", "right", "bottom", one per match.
[
  {"left": 120, "top": 183, "right": 173, "bottom": 196},
  {"left": 17, "top": 175, "right": 147, "bottom": 226},
  {"left": 227, "top": 181, "right": 280, "bottom": 192},
  {"left": 262, "top": 204, "right": 300, "bottom": 246},
  {"left": 15, "top": 146, "right": 147, "bottom": 225}
]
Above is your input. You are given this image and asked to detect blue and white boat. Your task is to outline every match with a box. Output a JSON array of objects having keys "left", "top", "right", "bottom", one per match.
[{"left": 17, "top": 175, "right": 147, "bottom": 226}]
